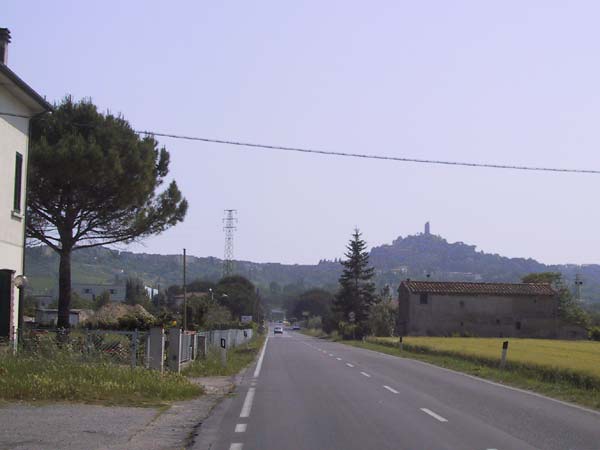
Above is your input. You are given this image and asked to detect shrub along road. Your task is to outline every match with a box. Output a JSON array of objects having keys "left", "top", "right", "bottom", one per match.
[{"left": 196, "top": 330, "right": 600, "bottom": 450}]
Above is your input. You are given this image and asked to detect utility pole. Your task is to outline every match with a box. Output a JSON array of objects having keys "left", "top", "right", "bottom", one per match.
[
  {"left": 223, "top": 209, "right": 237, "bottom": 278},
  {"left": 183, "top": 248, "right": 187, "bottom": 330}
]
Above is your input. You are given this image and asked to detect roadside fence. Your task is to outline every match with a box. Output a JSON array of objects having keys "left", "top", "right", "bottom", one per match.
[
  {"left": 19, "top": 328, "right": 149, "bottom": 368},
  {"left": 17, "top": 326, "right": 254, "bottom": 373}
]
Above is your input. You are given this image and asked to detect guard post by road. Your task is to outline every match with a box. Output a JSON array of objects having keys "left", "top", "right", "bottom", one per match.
[
  {"left": 500, "top": 340, "right": 509, "bottom": 369},
  {"left": 220, "top": 337, "right": 227, "bottom": 367}
]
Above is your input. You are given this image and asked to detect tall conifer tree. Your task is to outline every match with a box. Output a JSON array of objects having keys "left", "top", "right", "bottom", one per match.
[{"left": 334, "top": 229, "right": 376, "bottom": 333}]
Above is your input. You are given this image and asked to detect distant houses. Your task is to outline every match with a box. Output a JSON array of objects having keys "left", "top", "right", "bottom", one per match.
[
  {"left": 0, "top": 28, "right": 52, "bottom": 345},
  {"left": 73, "top": 283, "right": 126, "bottom": 302},
  {"left": 397, "top": 280, "right": 586, "bottom": 339}
]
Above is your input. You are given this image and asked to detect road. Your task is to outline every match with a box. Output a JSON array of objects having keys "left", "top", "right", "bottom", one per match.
[{"left": 193, "top": 329, "right": 600, "bottom": 450}]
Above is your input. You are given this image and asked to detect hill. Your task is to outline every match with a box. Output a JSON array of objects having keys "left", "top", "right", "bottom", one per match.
[{"left": 25, "top": 230, "right": 600, "bottom": 304}]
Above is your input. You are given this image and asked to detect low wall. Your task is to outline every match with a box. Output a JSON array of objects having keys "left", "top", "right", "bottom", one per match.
[{"left": 198, "top": 329, "right": 254, "bottom": 349}]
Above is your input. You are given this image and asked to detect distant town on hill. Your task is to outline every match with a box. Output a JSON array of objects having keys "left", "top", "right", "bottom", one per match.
[{"left": 25, "top": 225, "right": 600, "bottom": 305}]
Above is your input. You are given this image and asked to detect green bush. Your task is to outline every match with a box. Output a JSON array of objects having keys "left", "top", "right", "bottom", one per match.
[
  {"left": 203, "top": 322, "right": 256, "bottom": 331},
  {"left": 338, "top": 321, "right": 361, "bottom": 340},
  {"left": 306, "top": 316, "right": 322, "bottom": 329},
  {"left": 589, "top": 327, "right": 600, "bottom": 341}
]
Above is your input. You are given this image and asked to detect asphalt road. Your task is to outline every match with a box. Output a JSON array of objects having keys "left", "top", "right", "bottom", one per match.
[{"left": 193, "top": 330, "right": 600, "bottom": 450}]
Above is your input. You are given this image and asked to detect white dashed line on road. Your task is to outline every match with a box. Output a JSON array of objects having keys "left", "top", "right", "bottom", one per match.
[
  {"left": 329, "top": 353, "right": 334, "bottom": 357},
  {"left": 383, "top": 385, "right": 399, "bottom": 394},
  {"left": 230, "top": 444, "right": 243, "bottom": 450},
  {"left": 235, "top": 424, "right": 247, "bottom": 433},
  {"left": 336, "top": 357, "right": 342, "bottom": 361},
  {"left": 420, "top": 408, "right": 448, "bottom": 422},
  {"left": 240, "top": 388, "right": 256, "bottom": 418},
  {"left": 346, "top": 363, "right": 354, "bottom": 368},
  {"left": 360, "top": 371, "right": 371, "bottom": 378}
]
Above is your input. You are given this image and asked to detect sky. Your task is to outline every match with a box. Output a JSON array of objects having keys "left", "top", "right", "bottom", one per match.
[{"left": 5, "top": 1, "right": 600, "bottom": 265}]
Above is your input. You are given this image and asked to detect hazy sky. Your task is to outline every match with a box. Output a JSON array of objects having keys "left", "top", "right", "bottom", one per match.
[{"left": 6, "top": 1, "right": 600, "bottom": 265}]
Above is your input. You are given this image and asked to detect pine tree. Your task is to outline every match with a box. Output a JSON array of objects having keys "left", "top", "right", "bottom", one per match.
[
  {"left": 334, "top": 229, "right": 376, "bottom": 335},
  {"left": 27, "top": 97, "right": 187, "bottom": 328}
]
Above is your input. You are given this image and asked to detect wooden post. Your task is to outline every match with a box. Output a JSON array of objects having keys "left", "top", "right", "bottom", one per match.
[
  {"left": 399, "top": 335, "right": 403, "bottom": 352},
  {"left": 130, "top": 329, "right": 139, "bottom": 368},
  {"left": 500, "top": 340, "right": 509, "bottom": 369}
]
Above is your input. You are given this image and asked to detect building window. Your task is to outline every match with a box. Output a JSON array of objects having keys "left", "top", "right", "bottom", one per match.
[
  {"left": 459, "top": 301, "right": 465, "bottom": 308},
  {"left": 496, "top": 319, "right": 500, "bottom": 325},
  {"left": 84, "top": 288, "right": 91, "bottom": 294},
  {"left": 515, "top": 321, "right": 522, "bottom": 330},
  {"left": 419, "top": 293, "right": 428, "bottom": 304},
  {"left": 109, "top": 289, "right": 115, "bottom": 294},
  {"left": 13, "top": 152, "right": 23, "bottom": 212}
]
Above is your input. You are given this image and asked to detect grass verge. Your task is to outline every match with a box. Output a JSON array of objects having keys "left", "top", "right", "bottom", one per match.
[
  {"left": 0, "top": 353, "right": 202, "bottom": 407},
  {"left": 182, "top": 334, "right": 266, "bottom": 377},
  {"left": 340, "top": 338, "right": 600, "bottom": 411}
]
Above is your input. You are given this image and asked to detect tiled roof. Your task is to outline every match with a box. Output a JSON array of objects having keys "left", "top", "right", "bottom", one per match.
[{"left": 401, "top": 280, "right": 556, "bottom": 296}]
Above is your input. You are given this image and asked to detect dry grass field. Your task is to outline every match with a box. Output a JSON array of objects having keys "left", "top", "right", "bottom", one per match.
[{"left": 369, "top": 336, "right": 600, "bottom": 379}]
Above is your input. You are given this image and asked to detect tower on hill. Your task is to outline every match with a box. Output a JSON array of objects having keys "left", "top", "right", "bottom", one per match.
[{"left": 424, "top": 221, "right": 431, "bottom": 235}]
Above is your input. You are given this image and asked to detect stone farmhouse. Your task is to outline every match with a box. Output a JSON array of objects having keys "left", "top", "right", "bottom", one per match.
[
  {"left": 0, "top": 28, "right": 51, "bottom": 346},
  {"left": 397, "top": 280, "right": 578, "bottom": 338}
]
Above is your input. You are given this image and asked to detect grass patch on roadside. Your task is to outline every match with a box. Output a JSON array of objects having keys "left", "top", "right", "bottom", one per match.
[
  {"left": 182, "top": 334, "right": 266, "bottom": 377},
  {"left": 0, "top": 353, "right": 202, "bottom": 407},
  {"left": 340, "top": 338, "right": 600, "bottom": 411}
]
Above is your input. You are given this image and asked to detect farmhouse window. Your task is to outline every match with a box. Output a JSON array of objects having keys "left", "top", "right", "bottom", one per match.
[
  {"left": 419, "top": 293, "right": 428, "bottom": 304},
  {"left": 13, "top": 152, "right": 23, "bottom": 212},
  {"left": 515, "top": 321, "right": 522, "bottom": 330},
  {"left": 459, "top": 301, "right": 465, "bottom": 308}
]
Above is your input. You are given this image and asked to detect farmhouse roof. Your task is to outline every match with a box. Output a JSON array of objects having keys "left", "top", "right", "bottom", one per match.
[
  {"left": 0, "top": 63, "right": 52, "bottom": 113},
  {"left": 401, "top": 280, "right": 556, "bottom": 297}
]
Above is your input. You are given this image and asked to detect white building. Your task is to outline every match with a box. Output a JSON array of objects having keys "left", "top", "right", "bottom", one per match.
[
  {"left": 73, "top": 283, "right": 127, "bottom": 302},
  {"left": 0, "top": 28, "right": 51, "bottom": 345}
]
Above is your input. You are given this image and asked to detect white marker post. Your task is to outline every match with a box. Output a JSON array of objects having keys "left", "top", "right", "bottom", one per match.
[
  {"left": 500, "top": 340, "right": 509, "bottom": 369},
  {"left": 220, "top": 338, "right": 227, "bottom": 367}
]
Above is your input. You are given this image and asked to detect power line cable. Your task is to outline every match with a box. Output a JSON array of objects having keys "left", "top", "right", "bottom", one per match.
[
  {"left": 135, "top": 130, "right": 600, "bottom": 175},
  {"left": 3, "top": 109, "right": 596, "bottom": 175}
]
